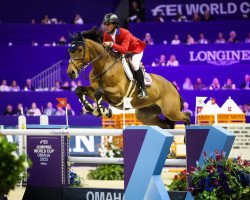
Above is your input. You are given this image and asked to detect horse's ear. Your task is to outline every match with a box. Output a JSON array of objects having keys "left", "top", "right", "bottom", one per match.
[
  {"left": 68, "top": 31, "right": 75, "bottom": 41},
  {"left": 77, "top": 32, "right": 83, "bottom": 41}
]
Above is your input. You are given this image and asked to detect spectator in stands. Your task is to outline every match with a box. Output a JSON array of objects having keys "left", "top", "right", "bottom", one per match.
[
  {"left": 3, "top": 104, "right": 16, "bottom": 116},
  {"left": 240, "top": 74, "right": 250, "bottom": 90},
  {"left": 55, "top": 107, "right": 66, "bottom": 116},
  {"left": 194, "top": 78, "right": 207, "bottom": 90},
  {"left": 182, "top": 102, "right": 193, "bottom": 116},
  {"left": 15, "top": 103, "right": 27, "bottom": 116},
  {"left": 215, "top": 32, "right": 226, "bottom": 44},
  {"left": 58, "top": 36, "right": 67, "bottom": 46},
  {"left": 74, "top": 14, "right": 84, "bottom": 25},
  {"left": 27, "top": 102, "right": 41, "bottom": 116},
  {"left": 202, "top": 10, "right": 214, "bottom": 21},
  {"left": 182, "top": 77, "right": 194, "bottom": 90},
  {"left": 245, "top": 32, "right": 250, "bottom": 43},
  {"left": 41, "top": 15, "right": 51, "bottom": 24},
  {"left": 128, "top": 1, "right": 144, "bottom": 23},
  {"left": 197, "top": 33, "right": 209, "bottom": 44},
  {"left": 61, "top": 81, "right": 71, "bottom": 91},
  {"left": 152, "top": 54, "right": 166, "bottom": 66},
  {"left": 245, "top": 104, "right": 250, "bottom": 116},
  {"left": 155, "top": 11, "right": 165, "bottom": 23},
  {"left": 142, "top": 32, "right": 154, "bottom": 45},
  {"left": 186, "top": 34, "right": 195, "bottom": 44},
  {"left": 228, "top": 31, "right": 239, "bottom": 43},
  {"left": 0, "top": 79, "right": 10, "bottom": 92},
  {"left": 66, "top": 103, "right": 75, "bottom": 116},
  {"left": 31, "top": 18, "right": 36, "bottom": 24},
  {"left": 9, "top": 80, "right": 20, "bottom": 92},
  {"left": 222, "top": 78, "right": 236, "bottom": 90},
  {"left": 172, "top": 12, "right": 186, "bottom": 22},
  {"left": 172, "top": 81, "right": 180, "bottom": 91},
  {"left": 171, "top": 34, "right": 181, "bottom": 45},
  {"left": 192, "top": 12, "right": 201, "bottom": 22},
  {"left": 77, "top": 80, "right": 82, "bottom": 86},
  {"left": 166, "top": 55, "right": 179, "bottom": 67},
  {"left": 51, "top": 81, "right": 62, "bottom": 91},
  {"left": 209, "top": 78, "right": 221, "bottom": 90},
  {"left": 44, "top": 102, "right": 57, "bottom": 116},
  {"left": 71, "top": 81, "right": 77, "bottom": 91},
  {"left": 23, "top": 78, "right": 35, "bottom": 91}
]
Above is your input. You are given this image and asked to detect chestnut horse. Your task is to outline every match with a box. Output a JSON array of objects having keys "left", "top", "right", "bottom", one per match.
[{"left": 67, "top": 28, "right": 190, "bottom": 129}]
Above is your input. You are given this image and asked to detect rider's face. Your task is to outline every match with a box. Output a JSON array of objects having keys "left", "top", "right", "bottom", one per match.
[{"left": 104, "top": 23, "right": 116, "bottom": 34}]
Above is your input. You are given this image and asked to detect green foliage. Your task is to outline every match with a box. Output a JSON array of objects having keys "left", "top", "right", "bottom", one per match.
[
  {"left": 189, "top": 151, "right": 250, "bottom": 200},
  {"left": 87, "top": 164, "right": 124, "bottom": 180},
  {"left": 168, "top": 169, "right": 188, "bottom": 191},
  {"left": 87, "top": 139, "right": 124, "bottom": 180},
  {"left": 0, "top": 136, "right": 31, "bottom": 196}
]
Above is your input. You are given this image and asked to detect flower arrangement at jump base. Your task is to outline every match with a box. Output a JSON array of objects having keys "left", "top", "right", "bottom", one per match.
[
  {"left": 87, "top": 138, "right": 124, "bottom": 180},
  {"left": 0, "top": 136, "right": 31, "bottom": 196},
  {"left": 167, "top": 169, "right": 188, "bottom": 191},
  {"left": 189, "top": 150, "right": 250, "bottom": 200},
  {"left": 69, "top": 170, "right": 82, "bottom": 187}
]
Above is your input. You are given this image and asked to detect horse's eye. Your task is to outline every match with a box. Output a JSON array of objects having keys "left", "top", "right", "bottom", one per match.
[{"left": 78, "top": 48, "right": 82, "bottom": 53}]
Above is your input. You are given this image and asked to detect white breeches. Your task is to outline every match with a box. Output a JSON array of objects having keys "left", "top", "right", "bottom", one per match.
[{"left": 131, "top": 51, "right": 143, "bottom": 71}]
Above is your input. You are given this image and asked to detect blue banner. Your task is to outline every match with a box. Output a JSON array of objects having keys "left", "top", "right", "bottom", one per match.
[{"left": 145, "top": 0, "right": 250, "bottom": 21}]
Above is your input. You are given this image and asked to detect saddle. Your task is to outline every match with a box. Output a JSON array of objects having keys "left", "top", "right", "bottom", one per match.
[{"left": 122, "top": 55, "right": 152, "bottom": 86}]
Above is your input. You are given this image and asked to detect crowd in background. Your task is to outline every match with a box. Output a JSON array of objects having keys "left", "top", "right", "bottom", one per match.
[{"left": 142, "top": 31, "right": 250, "bottom": 46}]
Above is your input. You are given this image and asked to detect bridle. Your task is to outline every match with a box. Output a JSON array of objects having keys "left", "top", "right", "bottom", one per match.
[
  {"left": 68, "top": 39, "right": 107, "bottom": 75},
  {"left": 68, "top": 38, "right": 121, "bottom": 82}
]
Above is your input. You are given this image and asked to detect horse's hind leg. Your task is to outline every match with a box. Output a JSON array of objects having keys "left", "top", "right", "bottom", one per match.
[{"left": 135, "top": 106, "right": 173, "bottom": 129}]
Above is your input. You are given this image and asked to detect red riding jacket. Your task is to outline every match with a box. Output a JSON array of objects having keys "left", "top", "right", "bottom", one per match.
[{"left": 103, "top": 28, "right": 146, "bottom": 54}]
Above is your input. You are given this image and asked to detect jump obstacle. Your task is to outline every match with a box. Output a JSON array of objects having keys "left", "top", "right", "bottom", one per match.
[{"left": 0, "top": 125, "right": 235, "bottom": 200}]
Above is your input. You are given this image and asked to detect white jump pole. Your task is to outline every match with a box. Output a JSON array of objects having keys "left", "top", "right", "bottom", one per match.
[
  {"left": 0, "top": 128, "right": 123, "bottom": 136},
  {"left": 68, "top": 157, "right": 187, "bottom": 167},
  {"left": 0, "top": 128, "right": 185, "bottom": 136}
]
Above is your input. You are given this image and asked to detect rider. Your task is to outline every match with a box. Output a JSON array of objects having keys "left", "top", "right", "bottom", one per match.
[{"left": 102, "top": 13, "right": 148, "bottom": 100}]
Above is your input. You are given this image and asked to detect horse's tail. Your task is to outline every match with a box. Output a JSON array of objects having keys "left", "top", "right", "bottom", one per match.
[{"left": 179, "top": 94, "right": 184, "bottom": 111}]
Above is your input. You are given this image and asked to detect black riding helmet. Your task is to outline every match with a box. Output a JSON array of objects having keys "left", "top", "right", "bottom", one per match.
[{"left": 103, "top": 13, "right": 119, "bottom": 27}]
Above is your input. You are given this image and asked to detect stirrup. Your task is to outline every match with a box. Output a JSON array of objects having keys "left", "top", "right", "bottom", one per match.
[{"left": 138, "top": 89, "right": 148, "bottom": 100}]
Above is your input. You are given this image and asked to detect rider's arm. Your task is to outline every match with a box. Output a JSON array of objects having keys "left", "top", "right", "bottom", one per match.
[{"left": 112, "top": 32, "right": 131, "bottom": 54}]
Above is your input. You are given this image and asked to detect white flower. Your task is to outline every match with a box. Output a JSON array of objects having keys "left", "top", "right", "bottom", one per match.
[
  {"left": 98, "top": 148, "right": 103, "bottom": 153},
  {"left": 11, "top": 151, "right": 19, "bottom": 160},
  {"left": 100, "top": 152, "right": 106, "bottom": 157},
  {"left": 108, "top": 150, "right": 114, "bottom": 157},
  {"left": 22, "top": 161, "right": 29, "bottom": 168}
]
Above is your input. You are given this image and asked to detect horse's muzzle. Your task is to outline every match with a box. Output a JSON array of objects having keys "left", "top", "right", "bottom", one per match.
[{"left": 68, "top": 70, "right": 77, "bottom": 79}]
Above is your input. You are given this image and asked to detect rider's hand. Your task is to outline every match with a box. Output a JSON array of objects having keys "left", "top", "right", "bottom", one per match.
[{"left": 102, "top": 42, "right": 113, "bottom": 48}]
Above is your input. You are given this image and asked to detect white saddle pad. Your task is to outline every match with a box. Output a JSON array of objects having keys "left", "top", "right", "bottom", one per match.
[{"left": 121, "top": 57, "right": 152, "bottom": 86}]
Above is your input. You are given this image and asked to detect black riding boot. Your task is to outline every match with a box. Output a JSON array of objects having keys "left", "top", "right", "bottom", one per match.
[{"left": 135, "top": 68, "right": 148, "bottom": 99}]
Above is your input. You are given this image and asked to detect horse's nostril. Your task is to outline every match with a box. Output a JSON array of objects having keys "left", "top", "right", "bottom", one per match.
[{"left": 71, "top": 70, "right": 75, "bottom": 75}]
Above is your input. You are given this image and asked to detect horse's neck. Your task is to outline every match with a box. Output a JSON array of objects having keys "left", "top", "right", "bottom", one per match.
[{"left": 86, "top": 39, "right": 119, "bottom": 75}]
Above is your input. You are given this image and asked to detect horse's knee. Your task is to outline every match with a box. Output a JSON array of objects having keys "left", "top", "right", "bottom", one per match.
[
  {"left": 94, "top": 87, "right": 104, "bottom": 99},
  {"left": 75, "top": 86, "right": 86, "bottom": 97}
]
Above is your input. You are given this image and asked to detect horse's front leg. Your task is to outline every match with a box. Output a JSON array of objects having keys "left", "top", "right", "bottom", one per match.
[
  {"left": 94, "top": 87, "right": 112, "bottom": 118},
  {"left": 75, "top": 86, "right": 101, "bottom": 117}
]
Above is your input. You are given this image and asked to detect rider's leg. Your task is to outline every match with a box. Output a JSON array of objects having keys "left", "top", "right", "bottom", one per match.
[{"left": 131, "top": 52, "right": 148, "bottom": 99}]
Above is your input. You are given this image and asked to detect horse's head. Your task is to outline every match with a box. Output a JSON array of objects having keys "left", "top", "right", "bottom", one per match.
[{"left": 67, "top": 32, "right": 90, "bottom": 79}]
